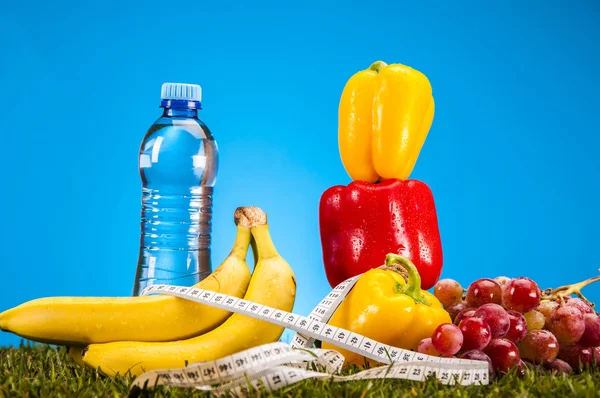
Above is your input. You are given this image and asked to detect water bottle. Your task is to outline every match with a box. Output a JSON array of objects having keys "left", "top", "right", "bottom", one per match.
[{"left": 133, "top": 82, "right": 218, "bottom": 296}]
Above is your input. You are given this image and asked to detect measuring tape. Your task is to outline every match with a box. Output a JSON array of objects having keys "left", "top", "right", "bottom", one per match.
[{"left": 130, "top": 272, "right": 489, "bottom": 395}]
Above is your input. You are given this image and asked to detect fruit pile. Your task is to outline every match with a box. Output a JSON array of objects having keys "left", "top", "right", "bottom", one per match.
[
  {"left": 0, "top": 206, "right": 297, "bottom": 377},
  {"left": 418, "top": 275, "right": 600, "bottom": 376}
]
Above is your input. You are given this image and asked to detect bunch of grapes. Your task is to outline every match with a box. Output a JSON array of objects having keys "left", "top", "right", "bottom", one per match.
[{"left": 424, "top": 276, "right": 600, "bottom": 376}]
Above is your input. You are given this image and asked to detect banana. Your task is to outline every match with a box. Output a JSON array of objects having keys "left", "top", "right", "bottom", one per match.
[
  {"left": 81, "top": 206, "right": 297, "bottom": 377},
  {"left": 0, "top": 224, "right": 252, "bottom": 346}
]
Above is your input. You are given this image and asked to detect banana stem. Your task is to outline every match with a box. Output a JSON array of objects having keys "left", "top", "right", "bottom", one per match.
[
  {"left": 250, "top": 237, "right": 259, "bottom": 268},
  {"left": 231, "top": 225, "right": 252, "bottom": 259},
  {"left": 233, "top": 206, "right": 270, "bottom": 267},
  {"left": 251, "top": 225, "right": 278, "bottom": 259},
  {"left": 542, "top": 275, "right": 600, "bottom": 308},
  {"left": 234, "top": 206, "right": 267, "bottom": 228},
  {"left": 234, "top": 206, "right": 267, "bottom": 265}
]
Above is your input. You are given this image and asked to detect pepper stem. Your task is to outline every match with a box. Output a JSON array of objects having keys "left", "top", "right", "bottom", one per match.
[
  {"left": 541, "top": 273, "right": 600, "bottom": 309},
  {"left": 385, "top": 254, "right": 430, "bottom": 306},
  {"left": 368, "top": 61, "right": 388, "bottom": 74}
]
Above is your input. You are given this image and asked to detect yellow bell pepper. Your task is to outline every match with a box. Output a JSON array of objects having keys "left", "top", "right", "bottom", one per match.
[
  {"left": 338, "top": 61, "right": 435, "bottom": 183},
  {"left": 322, "top": 254, "right": 450, "bottom": 367}
]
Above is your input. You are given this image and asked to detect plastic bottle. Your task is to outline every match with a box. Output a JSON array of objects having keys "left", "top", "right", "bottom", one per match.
[{"left": 133, "top": 82, "right": 218, "bottom": 295}]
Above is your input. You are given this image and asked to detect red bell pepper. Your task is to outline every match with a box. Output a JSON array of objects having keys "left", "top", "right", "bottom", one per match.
[{"left": 319, "top": 178, "right": 443, "bottom": 290}]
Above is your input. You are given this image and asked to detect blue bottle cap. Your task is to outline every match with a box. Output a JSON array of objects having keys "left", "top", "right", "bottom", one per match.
[{"left": 161, "top": 83, "right": 202, "bottom": 102}]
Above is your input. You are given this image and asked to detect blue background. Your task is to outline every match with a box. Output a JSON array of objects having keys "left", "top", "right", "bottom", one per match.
[{"left": 0, "top": 0, "right": 598, "bottom": 347}]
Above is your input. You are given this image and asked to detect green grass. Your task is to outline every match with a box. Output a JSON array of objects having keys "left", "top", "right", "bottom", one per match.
[{"left": 1, "top": 342, "right": 599, "bottom": 398}]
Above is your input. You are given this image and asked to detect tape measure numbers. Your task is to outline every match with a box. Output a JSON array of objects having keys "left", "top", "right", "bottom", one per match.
[{"left": 132, "top": 273, "right": 489, "bottom": 395}]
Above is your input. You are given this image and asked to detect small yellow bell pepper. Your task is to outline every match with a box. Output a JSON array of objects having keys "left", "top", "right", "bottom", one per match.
[
  {"left": 322, "top": 254, "right": 450, "bottom": 367},
  {"left": 338, "top": 61, "right": 435, "bottom": 183}
]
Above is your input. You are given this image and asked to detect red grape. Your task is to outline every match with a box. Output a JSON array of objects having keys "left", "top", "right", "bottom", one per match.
[
  {"left": 523, "top": 310, "right": 546, "bottom": 331},
  {"left": 565, "top": 298, "right": 593, "bottom": 314},
  {"left": 458, "top": 317, "right": 492, "bottom": 351},
  {"left": 594, "top": 347, "right": 600, "bottom": 365},
  {"left": 466, "top": 278, "right": 502, "bottom": 307},
  {"left": 517, "top": 330, "right": 559, "bottom": 364},
  {"left": 446, "top": 301, "right": 470, "bottom": 322},
  {"left": 459, "top": 350, "right": 495, "bottom": 376},
  {"left": 501, "top": 277, "right": 541, "bottom": 313},
  {"left": 454, "top": 308, "right": 477, "bottom": 326},
  {"left": 537, "top": 300, "right": 559, "bottom": 324},
  {"left": 434, "top": 279, "right": 464, "bottom": 307},
  {"left": 558, "top": 344, "right": 593, "bottom": 369},
  {"left": 578, "top": 313, "right": 600, "bottom": 347},
  {"left": 432, "top": 323, "right": 463, "bottom": 356},
  {"left": 505, "top": 311, "right": 527, "bottom": 343},
  {"left": 483, "top": 338, "right": 521, "bottom": 374},
  {"left": 475, "top": 303, "right": 510, "bottom": 338},
  {"left": 417, "top": 338, "right": 440, "bottom": 356},
  {"left": 543, "top": 359, "right": 573, "bottom": 374},
  {"left": 547, "top": 305, "right": 585, "bottom": 344}
]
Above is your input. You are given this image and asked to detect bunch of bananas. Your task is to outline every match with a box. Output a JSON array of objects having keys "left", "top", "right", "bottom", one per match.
[{"left": 0, "top": 206, "right": 297, "bottom": 377}]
